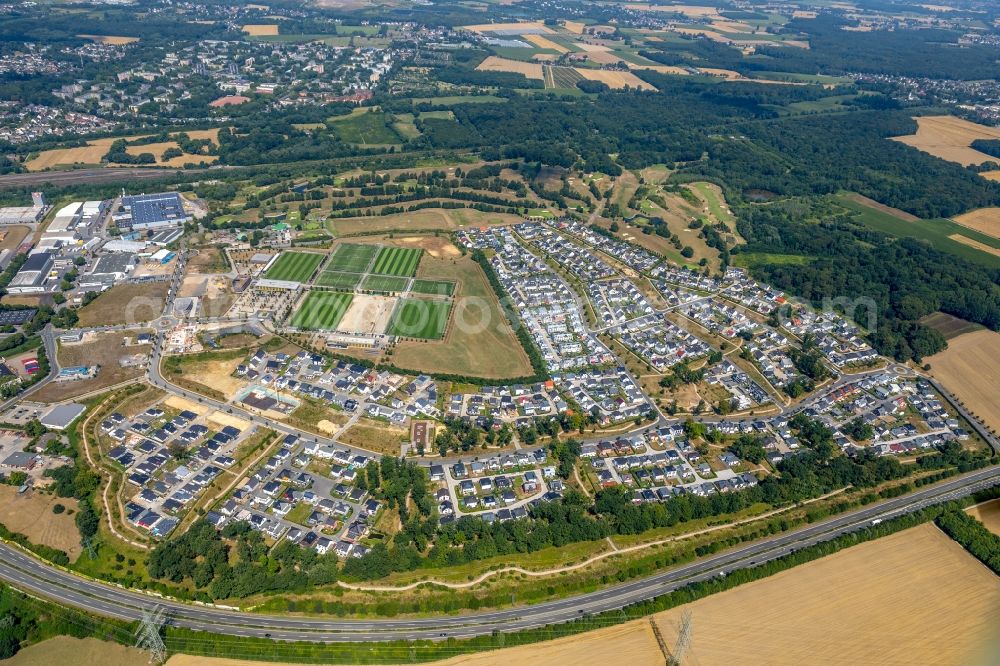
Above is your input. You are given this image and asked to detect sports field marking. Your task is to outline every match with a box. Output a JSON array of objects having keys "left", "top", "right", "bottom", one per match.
[
  {"left": 360, "top": 274, "right": 411, "bottom": 293},
  {"left": 371, "top": 246, "right": 422, "bottom": 277},
  {"left": 313, "top": 271, "right": 363, "bottom": 290},
  {"left": 325, "top": 243, "right": 378, "bottom": 273},
  {"left": 410, "top": 279, "right": 456, "bottom": 296},
  {"left": 264, "top": 251, "right": 324, "bottom": 283},
  {"left": 387, "top": 298, "right": 451, "bottom": 339},
  {"left": 290, "top": 291, "right": 353, "bottom": 330}
]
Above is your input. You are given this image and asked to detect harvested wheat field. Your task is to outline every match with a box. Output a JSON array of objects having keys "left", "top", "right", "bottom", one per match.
[
  {"left": 524, "top": 34, "right": 569, "bottom": 52},
  {"left": 582, "top": 50, "right": 625, "bottom": 65},
  {"left": 462, "top": 21, "right": 553, "bottom": 33},
  {"left": 953, "top": 208, "right": 1000, "bottom": 240},
  {"left": 163, "top": 525, "right": 1000, "bottom": 666},
  {"left": 0, "top": 486, "right": 81, "bottom": 559},
  {"left": 631, "top": 63, "right": 691, "bottom": 76},
  {"left": 563, "top": 20, "right": 586, "bottom": 34},
  {"left": 77, "top": 35, "right": 140, "bottom": 45},
  {"left": 982, "top": 171, "right": 1000, "bottom": 182},
  {"left": 711, "top": 19, "right": 754, "bottom": 33},
  {"left": 7, "top": 636, "right": 148, "bottom": 666},
  {"left": 949, "top": 233, "right": 1000, "bottom": 258},
  {"left": 892, "top": 115, "right": 1000, "bottom": 166},
  {"left": 698, "top": 67, "right": 744, "bottom": 79},
  {"left": 25, "top": 138, "right": 117, "bottom": 170},
  {"left": 967, "top": 499, "right": 1000, "bottom": 537},
  {"left": 928, "top": 329, "right": 1000, "bottom": 433},
  {"left": 652, "top": 524, "right": 1000, "bottom": 665},
  {"left": 626, "top": 4, "right": 720, "bottom": 17},
  {"left": 673, "top": 27, "right": 733, "bottom": 42},
  {"left": 476, "top": 56, "right": 544, "bottom": 80},
  {"left": 576, "top": 68, "right": 656, "bottom": 90},
  {"left": 242, "top": 24, "right": 279, "bottom": 35},
  {"left": 26, "top": 129, "right": 219, "bottom": 171}
]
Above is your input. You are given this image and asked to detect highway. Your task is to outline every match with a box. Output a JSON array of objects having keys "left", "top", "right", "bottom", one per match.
[{"left": 1, "top": 463, "right": 997, "bottom": 642}]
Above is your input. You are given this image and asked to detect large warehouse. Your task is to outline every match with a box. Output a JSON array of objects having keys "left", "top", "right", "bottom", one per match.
[
  {"left": 116, "top": 192, "right": 191, "bottom": 231},
  {"left": 6, "top": 251, "right": 54, "bottom": 294}
]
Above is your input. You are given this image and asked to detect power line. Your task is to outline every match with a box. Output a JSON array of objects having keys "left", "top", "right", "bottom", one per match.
[
  {"left": 668, "top": 610, "right": 693, "bottom": 666},
  {"left": 135, "top": 605, "right": 167, "bottom": 664}
]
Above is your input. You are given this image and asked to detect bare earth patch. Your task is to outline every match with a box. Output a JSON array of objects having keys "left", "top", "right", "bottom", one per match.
[
  {"left": 0, "top": 225, "right": 30, "bottom": 252},
  {"left": 77, "top": 282, "right": 169, "bottom": 327},
  {"left": 390, "top": 236, "right": 461, "bottom": 258},
  {"left": 843, "top": 192, "right": 919, "bottom": 221},
  {"left": 207, "top": 410, "right": 251, "bottom": 431},
  {"left": 927, "top": 329, "right": 1000, "bottom": 433},
  {"left": 0, "top": 486, "right": 80, "bottom": 559},
  {"left": 163, "top": 395, "right": 209, "bottom": 416},
  {"left": 339, "top": 418, "right": 408, "bottom": 456},
  {"left": 172, "top": 356, "right": 248, "bottom": 402},
  {"left": 34, "top": 331, "right": 149, "bottom": 402},
  {"left": 337, "top": 294, "right": 397, "bottom": 335}
]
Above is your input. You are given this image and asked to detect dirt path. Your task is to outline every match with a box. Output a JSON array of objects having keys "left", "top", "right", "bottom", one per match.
[
  {"left": 79, "top": 391, "right": 150, "bottom": 551},
  {"left": 336, "top": 489, "right": 846, "bottom": 592}
]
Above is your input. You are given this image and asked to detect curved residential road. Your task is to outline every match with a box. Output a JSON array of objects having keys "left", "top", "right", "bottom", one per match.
[{"left": 1, "top": 465, "right": 997, "bottom": 642}]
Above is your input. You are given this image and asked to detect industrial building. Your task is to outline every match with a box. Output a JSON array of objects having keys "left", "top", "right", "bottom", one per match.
[
  {"left": 6, "top": 251, "right": 54, "bottom": 294},
  {"left": 87, "top": 253, "right": 137, "bottom": 281},
  {"left": 39, "top": 403, "right": 87, "bottom": 431},
  {"left": 0, "top": 192, "right": 47, "bottom": 225},
  {"left": 38, "top": 200, "right": 105, "bottom": 250},
  {"left": 115, "top": 192, "right": 191, "bottom": 231}
]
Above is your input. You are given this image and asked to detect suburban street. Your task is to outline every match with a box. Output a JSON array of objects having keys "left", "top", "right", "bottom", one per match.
[{"left": 0, "top": 463, "right": 997, "bottom": 642}]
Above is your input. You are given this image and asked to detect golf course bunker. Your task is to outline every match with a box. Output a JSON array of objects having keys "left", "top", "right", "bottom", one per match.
[{"left": 338, "top": 294, "right": 397, "bottom": 335}]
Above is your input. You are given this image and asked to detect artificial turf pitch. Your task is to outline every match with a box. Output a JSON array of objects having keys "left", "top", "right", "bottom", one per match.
[{"left": 290, "top": 292, "right": 353, "bottom": 330}]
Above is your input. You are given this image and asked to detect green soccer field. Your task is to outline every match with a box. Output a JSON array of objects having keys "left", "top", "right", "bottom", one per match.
[
  {"left": 290, "top": 292, "right": 353, "bottom": 330},
  {"left": 325, "top": 243, "right": 377, "bottom": 273},
  {"left": 264, "top": 252, "right": 325, "bottom": 283},
  {"left": 387, "top": 298, "right": 450, "bottom": 340},
  {"left": 410, "top": 279, "right": 456, "bottom": 296},
  {"left": 314, "top": 271, "right": 363, "bottom": 290},
  {"left": 360, "top": 274, "right": 410, "bottom": 293},
  {"left": 370, "top": 246, "right": 422, "bottom": 277}
]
